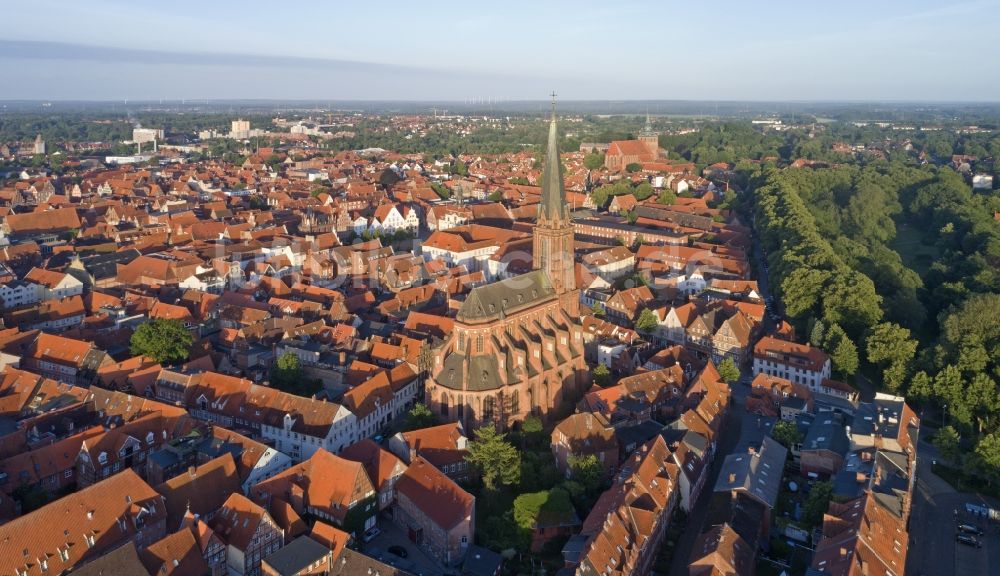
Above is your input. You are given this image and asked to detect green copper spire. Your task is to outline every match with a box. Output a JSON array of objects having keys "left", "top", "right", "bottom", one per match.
[{"left": 538, "top": 92, "right": 569, "bottom": 222}]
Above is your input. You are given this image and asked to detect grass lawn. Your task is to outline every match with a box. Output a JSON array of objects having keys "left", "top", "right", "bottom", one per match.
[{"left": 889, "top": 222, "right": 941, "bottom": 277}]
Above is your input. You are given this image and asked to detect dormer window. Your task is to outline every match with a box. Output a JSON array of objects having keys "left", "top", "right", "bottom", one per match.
[{"left": 97, "top": 452, "right": 107, "bottom": 464}]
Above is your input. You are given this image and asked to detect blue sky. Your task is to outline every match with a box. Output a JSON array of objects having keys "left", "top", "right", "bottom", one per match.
[{"left": 2, "top": 0, "right": 998, "bottom": 101}]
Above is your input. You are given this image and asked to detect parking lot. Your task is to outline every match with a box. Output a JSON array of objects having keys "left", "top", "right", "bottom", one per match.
[
  {"left": 953, "top": 509, "right": 996, "bottom": 576},
  {"left": 907, "top": 439, "right": 1000, "bottom": 576},
  {"left": 362, "top": 518, "right": 449, "bottom": 576}
]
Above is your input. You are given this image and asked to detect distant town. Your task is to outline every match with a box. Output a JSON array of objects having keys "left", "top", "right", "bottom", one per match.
[{"left": 0, "top": 100, "right": 997, "bottom": 576}]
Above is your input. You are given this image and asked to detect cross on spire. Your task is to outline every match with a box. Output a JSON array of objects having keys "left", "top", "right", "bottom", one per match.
[{"left": 550, "top": 91, "right": 557, "bottom": 118}]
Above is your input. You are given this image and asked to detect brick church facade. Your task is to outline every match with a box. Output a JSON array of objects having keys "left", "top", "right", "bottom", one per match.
[
  {"left": 425, "top": 109, "right": 588, "bottom": 430},
  {"left": 604, "top": 116, "right": 660, "bottom": 171}
]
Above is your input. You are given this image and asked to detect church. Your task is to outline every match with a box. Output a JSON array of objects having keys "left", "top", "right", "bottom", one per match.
[
  {"left": 603, "top": 115, "right": 661, "bottom": 171},
  {"left": 424, "top": 107, "right": 588, "bottom": 430}
]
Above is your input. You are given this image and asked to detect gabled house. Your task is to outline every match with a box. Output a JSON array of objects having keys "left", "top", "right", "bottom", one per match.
[
  {"left": 209, "top": 493, "right": 285, "bottom": 576},
  {"left": 393, "top": 456, "right": 474, "bottom": 567},
  {"left": 252, "top": 448, "right": 377, "bottom": 537}
]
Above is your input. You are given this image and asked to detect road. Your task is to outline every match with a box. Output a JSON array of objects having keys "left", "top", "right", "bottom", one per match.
[
  {"left": 666, "top": 379, "right": 772, "bottom": 576},
  {"left": 664, "top": 223, "right": 782, "bottom": 575},
  {"left": 906, "top": 438, "right": 1000, "bottom": 576}
]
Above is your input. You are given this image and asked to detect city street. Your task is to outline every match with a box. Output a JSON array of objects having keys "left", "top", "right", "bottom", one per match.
[{"left": 666, "top": 382, "right": 773, "bottom": 576}]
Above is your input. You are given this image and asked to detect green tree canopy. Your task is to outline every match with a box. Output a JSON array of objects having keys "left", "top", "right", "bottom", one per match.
[
  {"left": 584, "top": 153, "right": 605, "bottom": 170},
  {"left": 866, "top": 322, "right": 918, "bottom": 392},
  {"left": 636, "top": 308, "right": 659, "bottom": 333},
  {"left": 513, "top": 487, "right": 574, "bottom": 546},
  {"left": 592, "top": 363, "right": 611, "bottom": 387},
  {"left": 933, "top": 425, "right": 961, "bottom": 463},
  {"left": 404, "top": 403, "right": 439, "bottom": 431},
  {"left": 466, "top": 426, "right": 521, "bottom": 491},
  {"left": 824, "top": 323, "right": 859, "bottom": 378},
  {"left": 634, "top": 182, "right": 654, "bottom": 201},
  {"left": 974, "top": 432, "right": 1000, "bottom": 482},
  {"left": 591, "top": 301, "right": 606, "bottom": 317},
  {"left": 717, "top": 358, "right": 741, "bottom": 384},
  {"left": 657, "top": 189, "right": 676, "bottom": 205},
  {"left": 129, "top": 318, "right": 193, "bottom": 364},
  {"left": 803, "top": 481, "right": 834, "bottom": 527},
  {"left": 625, "top": 162, "right": 641, "bottom": 173},
  {"left": 770, "top": 420, "right": 802, "bottom": 449},
  {"left": 568, "top": 454, "right": 604, "bottom": 496}
]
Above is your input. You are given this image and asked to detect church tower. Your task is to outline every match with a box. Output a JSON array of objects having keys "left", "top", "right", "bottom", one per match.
[
  {"left": 533, "top": 96, "right": 578, "bottom": 313},
  {"left": 638, "top": 112, "right": 659, "bottom": 158}
]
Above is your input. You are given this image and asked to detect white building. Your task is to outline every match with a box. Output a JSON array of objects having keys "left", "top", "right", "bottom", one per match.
[
  {"left": 0, "top": 279, "right": 42, "bottom": 309},
  {"left": 597, "top": 340, "right": 628, "bottom": 368},
  {"left": 24, "top": 268, "right": 84, "bottom": 301},
  {"left": 752, "top": 336, "right": 832, "bottom": 393}
]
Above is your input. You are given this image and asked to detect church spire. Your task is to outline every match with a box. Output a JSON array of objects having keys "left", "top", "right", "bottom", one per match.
[{"left": 538, "top": 93, "right": 569, "bottom": 223}]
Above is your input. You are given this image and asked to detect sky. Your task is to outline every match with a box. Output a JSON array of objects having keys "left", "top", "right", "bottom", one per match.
[{"left": 2, "top": 0, "right": 998, "bottom": 102}]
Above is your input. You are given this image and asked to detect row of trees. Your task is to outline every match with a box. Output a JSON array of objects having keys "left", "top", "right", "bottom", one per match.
[{"left": 747, "top": 145, "right": 1000, "bottom": 478}]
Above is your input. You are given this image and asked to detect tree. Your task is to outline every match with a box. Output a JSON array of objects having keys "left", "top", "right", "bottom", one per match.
[
  {"left": 803, "top": 481, "right": 834, "bottom": 527},
  {"left": 379, "top": 168, "right": 401, "bottom": 190},
  {"left": 866, "top": 322, "right": 918, "bottom": 392},
  {"left": 272, "top": 352, "right": 301, "bottom": 388},
  {"left": 934, "top": 365, "right": 970, "bottom": 427},
  {"left": 592, "top": 363, "right": 611, "bottom": 387},
  {"left": 430, "top": 181, "right": 451, "bottom": 200},
  {"left": 591, "top": 301, "right": 605, "bottom": 317},
  {"left": 488, "top": 190, "right": 503, "bottom": 202},
  {"left": 129, "top": 318, "right": 193, "bottom": 364},
  {"left": 626, "top": 209, "right": 639, "bottom": 224},
  {"left": 636, "top": 308, "right": 659, "bottom": 333},
  {"left": 519, "top": 415, "right": 545, "bottom": 450},
  {"left": 568, "top": 455, "right": 604, "bottom": 496},
  {"left": 907, "top": 370, "right": 933, "bottom": 402},
  {"left": 824, "top": 323, "right": 859, "bottom": 378},
  {"left": 271, "top": 352, "right": 322, "bottom": 397},
  {"left": 780, "top": 268, "right": 830, "bottom": 320},
  {"left": 634, "top": 182, "right": 654, "bottom": 201},
  {"left": 513, "top": 487, "right": 573, "bottom": 548},
  {"left": 583, "top": 153, "right": 604, "bottom": 170},
  {"left": 717, "top": 358, "right": 741, "bottom": 384},
  {"left": 657, "top": 189, "right": 676, "bottom": 205},
  {"left": 974, "top": 432, "right": 1000, "bottom": 483},
  {"left": 404, "top": 403, "right": 439, "bottom": 431},
  {"left": 589, "top": 187, "right": 609, "bottom": 209},
  {"left": 466, "top": 426, "right": 520, "bottom": 491},
  {"left": 770, "top": 420, "right": 802, "bottom": 449},
  {"left": 625, "top": 163, "right": 641, "bottom": 173},
  {"left": 933, "top": 426, "right": 961, "bottom": 463},
  {"left": 808, "top": 319, "right": 826, "bottom": 347}
]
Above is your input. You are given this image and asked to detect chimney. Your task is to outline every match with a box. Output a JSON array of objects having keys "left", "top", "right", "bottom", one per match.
[
  {"left": 728, "top": 473, "right": 736, "bottom": 484},
  {"left": 840, "top": 546, "right": 848, "bottom": 558},
  {"left": 188, "top": 466, "right": 196, "bottom": 478}
]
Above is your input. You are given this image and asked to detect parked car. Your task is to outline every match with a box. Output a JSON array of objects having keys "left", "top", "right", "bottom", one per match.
[
  {"left": 958, "top": 524, "right": 984, "bottom": 536},
  {"left": 362, "top": 527, "right": 381, "bottom": 543},
  {"left": 388, "top": 545, "right": 409, "bottom": 558},
  {"left": 956, "top": 534, "right": 982, "bottom": 548}
]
